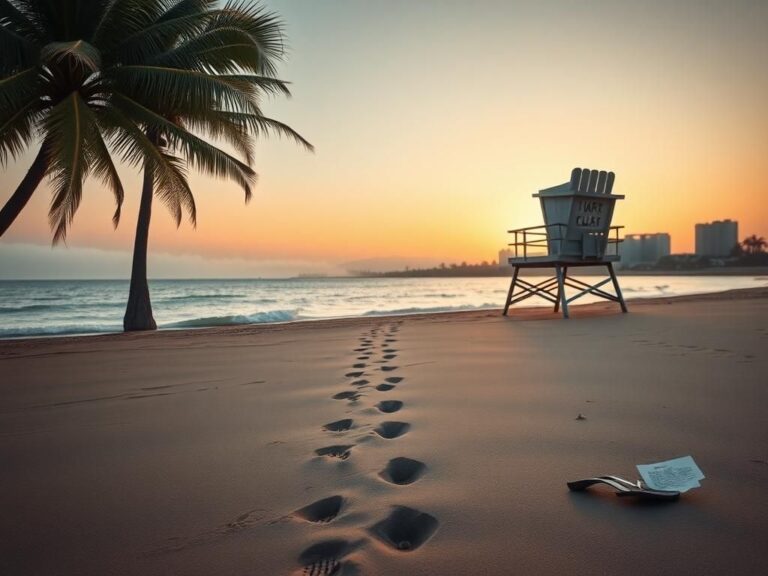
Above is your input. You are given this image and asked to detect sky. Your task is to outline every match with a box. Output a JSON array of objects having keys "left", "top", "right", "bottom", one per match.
[{"left": 1, "top": 0, "right": 767, "bottom": 278}]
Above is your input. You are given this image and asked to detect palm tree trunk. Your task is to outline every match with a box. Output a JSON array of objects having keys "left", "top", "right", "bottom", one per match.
[
  {"left": 123, "top": 165, "right": 158, "bottom": 331},
  {"left": 0, "top": 141, "right": 50, "bottom": 237}
]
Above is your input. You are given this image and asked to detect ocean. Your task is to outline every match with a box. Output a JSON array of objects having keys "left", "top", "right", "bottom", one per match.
[{"left": 1, "top": 275, "right": 766, "bottom": 339}]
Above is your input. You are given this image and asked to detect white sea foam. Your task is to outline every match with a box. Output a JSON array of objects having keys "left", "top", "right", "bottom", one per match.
[
  {"left": 164, "top": 310, "right": 298, "bottom": 328},
  {"left": 362, "top": 303, "right": 497, "bottom": 316}
]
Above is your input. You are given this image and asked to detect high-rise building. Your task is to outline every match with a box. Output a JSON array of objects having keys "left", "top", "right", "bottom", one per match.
[
  {"left": 621, "top": 233, "right": 671, "bottom": 268},
  {"left": 695, "top": 220, "right": 738, "bottom": 257},
  {"left": 498, "top": 248, "right": 515, "bottom": 267}
]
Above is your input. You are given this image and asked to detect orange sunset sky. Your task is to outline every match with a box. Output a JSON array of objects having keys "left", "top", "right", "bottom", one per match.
[{"left": 1, "top": 0, "right": 767, "bottom": 278}]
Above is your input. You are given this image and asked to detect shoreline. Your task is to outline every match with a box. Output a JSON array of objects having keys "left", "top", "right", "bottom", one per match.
[{"left": 1, "top": 286, "right": 767, "bottom": 350}]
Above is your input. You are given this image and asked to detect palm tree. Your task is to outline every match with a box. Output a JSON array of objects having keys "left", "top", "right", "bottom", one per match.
[
  {"left": 1, "top": 0, "right": 227, "bottom": 242},
  {"left": 0, "top": 1, "right": 311, "bottom": 330},
  {"left": 113, "top": 1, "right": 312, "bottom": 330},
  {"left": 741, "top": 235, "right": 767, "bottom": 255},
  {"left": 0, "top": 0, "right": 131, "bottom": 240}
]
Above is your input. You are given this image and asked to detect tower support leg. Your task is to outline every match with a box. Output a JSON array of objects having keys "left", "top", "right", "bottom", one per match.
[
  {"left": 556, "top": 265, "right": 569, "bottom": 319},
  {"left": 607, "top": 263, "right": 628, "bottom": 313},
  {"left": 502, "top": 266, "right": 520, "bottom": 316}
]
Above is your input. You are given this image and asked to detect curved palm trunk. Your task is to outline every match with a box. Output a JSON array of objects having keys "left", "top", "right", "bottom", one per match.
[
  {"left": 0, "top": 142, "right": 50, "bottom": 237},
  {"left": 123, "top": 165, "right": 158, "bottom": 331}
]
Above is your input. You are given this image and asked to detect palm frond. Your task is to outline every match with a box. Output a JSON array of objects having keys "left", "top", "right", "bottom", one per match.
[
  {"left": 92, "top": 0, "right": 168, "bottom": 53},
  {"left": 226, "top": 111, "right": 313, "bottom": 152},
  {"left": 107, "top": 3, "right": 213, "bottom": 66},
  {"left": 152, "top": 149, "right": 196, "bottom": 227},
  {"left": 157, "top": 0, "right": 216, "bottom": 24},
  {"left": 0, "top": 0, "right": 43, "bottom": 41},
  {"left": 10, "top": 0, "right": 64, "bottom": 43},
  {"left": 41, "top": 40, "right": 102, "bottom": 72},
  {"left": 149, "top": 26, "right": 267, "bottom": 74},
  {"left": 0, "top": 98, "right": 39, "bottom": 164},
  {"left": 87, "top": 109, "right": 125, "bottom": 227},
  {"left": 99, "top": 105, "right": 197, "bottom": 225},
  {"left": 112, "top": 64, "right": 257, "bottom": 115},
  {"left": 222, "top": 73, "right": 291, "bottom": 98},
  {"left": 207, "top": 0, "right": 285, "bottom": 76},
  {"left": 0, "top": 17, "right": 38, "bottom": 72},
  {"left": 112, "top": 92, "right": 256, "bottom": 200},
  {"left": 178, "top": 109, "right": 254, "bottom": 164},
  {"left": 0, "top": 66, "right": 38, "bottom": 112},
  {"left": 44, "top": 92, "right": 91, "bottom": 244}
]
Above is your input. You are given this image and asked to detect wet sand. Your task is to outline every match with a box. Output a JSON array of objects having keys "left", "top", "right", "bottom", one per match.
[{"left": 1, "top": 288, "right": 767, "bottom": 575}]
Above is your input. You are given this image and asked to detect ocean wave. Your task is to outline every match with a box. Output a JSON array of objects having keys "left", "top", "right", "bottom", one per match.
[
  {"left": 163, "top": 309, "right": 298, "bottom": 328},
  {"left": 362, "top": 303, "right": 497, "bottom": 316},
  {"left": 0, "top": 324, "right": 120, "bottom": 338},
  {"left": 163, "top": 293, "right": 246, "bottom": 302},
  {"left": 0, "top": 303, "right": 62, "bottom": 314}
]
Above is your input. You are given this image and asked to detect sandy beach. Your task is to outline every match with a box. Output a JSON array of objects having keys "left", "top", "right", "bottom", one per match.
[{"left": 1, "top": 288, "right": 767, "bottom": 576}]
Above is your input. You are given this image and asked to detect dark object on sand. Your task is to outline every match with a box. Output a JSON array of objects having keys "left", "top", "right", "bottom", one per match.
[{"left": 567, "top": 475, "right": 680, "bottom": 501}]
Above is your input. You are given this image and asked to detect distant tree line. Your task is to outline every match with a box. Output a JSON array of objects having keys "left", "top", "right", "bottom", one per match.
[{"left": 350, "top": 261, "right": 512, "bottom": 278}]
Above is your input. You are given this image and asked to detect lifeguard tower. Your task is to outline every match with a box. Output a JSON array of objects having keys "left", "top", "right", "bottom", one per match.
[{"left": 502, "top": 167, "right": 628, "bottom": 318}]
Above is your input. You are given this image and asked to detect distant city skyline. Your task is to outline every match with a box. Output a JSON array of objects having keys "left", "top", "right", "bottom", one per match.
[
  {"left": 499, "top": 217, "right": 748, "bottom": 268},
  {"left": 2, "top": 0, "right": 767, "bottom": 279}
]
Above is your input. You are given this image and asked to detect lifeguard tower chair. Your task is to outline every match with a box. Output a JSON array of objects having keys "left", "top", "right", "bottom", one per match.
[{"left": 502, "top": 167, "right": 628, "bottom": 318}]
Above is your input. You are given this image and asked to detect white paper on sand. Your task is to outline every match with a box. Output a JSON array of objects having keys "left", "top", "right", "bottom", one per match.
[{"left": 636, "top": 456, "right": 705, "bottom": 493}]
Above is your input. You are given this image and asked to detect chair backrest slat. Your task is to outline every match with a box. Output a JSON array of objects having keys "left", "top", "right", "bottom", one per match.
[
  {"left": 596, "top": 170, "right": 607, "bottom": 194},
  {"left": 586, "top": 169, "right": 599, "bottom": 194},
  {"left": 577, "top": 169, "right": 590, "bottom": 193},
  {"left": 570, "top": 167, "right": 582, "bottom": 190}
]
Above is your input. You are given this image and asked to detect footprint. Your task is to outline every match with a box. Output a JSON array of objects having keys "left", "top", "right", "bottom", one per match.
[
  {"left": 383, "top": 354, "right": 397, "bottom": 360},
  {"left": 294, "top": 496, "right": 345, "bottom": 523},
  {"left": 356, "top": 356, "right": 369, "bottom": 360},
  {"left": 353, "top": 348, "right": 369, "bottom": 353},
  {"left": 383, "top": 349, "right": 397, "bottom": 353},
  {"left": 379, "top": 458, "right": 426, "bottom": 485},
  {"left": 376, "top": 400, "right": 403, "bottom": 413},
  {"left": 351, "top": 379, "right": 369, "bottom": 387},
  {"left": 384, "top": 339, "right": 396, "bottom": 343},
  {"left": 381, "top": 366, "right": 398, "bottom": 372},
  {"left": 225, "top": 508, "right": 267, "bottom": 531},
  {"left": 374, "top": 421, "right": 410, "bottom": 439},
  {"left": 298, "top": 539, "right": 350, "bottom": 575},
  {"left": 323, "top": 419, "right": 353, "bottom": 432},
  {"left": 315, "top": 445, "right": 355, "bottom": 460},
  {"left": 353, "top": 363, "right": 366, "bottom": 369},
  {"left": 345, "top": 371, "right": 364, "bottom": 378},
  {"left": 376, "top": 384, "right": 395, "bottom": 392},
  {"left": 385, "top": 377, "right": 403, "bottom": 384},
  {"left": 333, "top": 391, "right": 360, "bottom": 401},
  {"left": 369, "top": 507, "right": 438, "bottom": 552}
]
